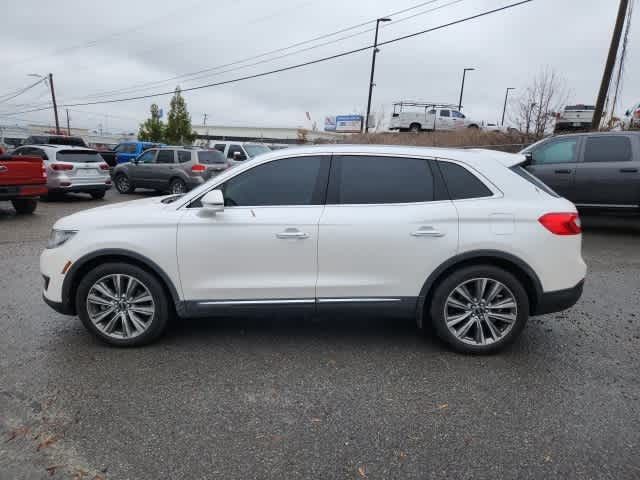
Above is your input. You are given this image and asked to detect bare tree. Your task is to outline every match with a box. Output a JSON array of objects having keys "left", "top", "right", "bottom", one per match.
[{"left": 511, "top": 68, "right": 568, "bottom": 138}]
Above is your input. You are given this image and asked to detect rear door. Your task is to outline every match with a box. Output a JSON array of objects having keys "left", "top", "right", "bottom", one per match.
[
  {"left": 152, "top": 150, "right": 177, "bottom": 190},
  {"left": 525, "top": 136, "right": 580, "bottom": 201},
  {"left": 573, "top": 134, "right": 640, "bottom": 206},
  {"left": 316, "top": 154, "right": 458, "bottom": 311}
]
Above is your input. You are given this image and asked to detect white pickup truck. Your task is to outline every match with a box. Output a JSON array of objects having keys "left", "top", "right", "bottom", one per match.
[
  {"left": 554, "top": 104, "right": 595, "bottom": 132},
  {"left": 389, "top": 101, "right": 480, "bottom": 132}
]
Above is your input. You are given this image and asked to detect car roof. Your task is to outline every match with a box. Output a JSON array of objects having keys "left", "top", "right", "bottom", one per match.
[{"left": 252, "top": 144, "right": 525, "bottom": 168}]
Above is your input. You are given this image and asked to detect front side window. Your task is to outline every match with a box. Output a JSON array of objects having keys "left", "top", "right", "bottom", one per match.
[
  {"left": 137, "top": 150, "right": 156, "bottom": 163},
  {"left": 438, "top": 161, "right": 492, "bottom": 199},
  {"left": 440, "top": 110, "right": 451, "bottom": 117},
  {"left": 220, "top": 156, "right": 329, "bottom": 207},
  {"left": 156, "top": 150, "right": 175, "bottom": 164},
  {"left": 452, "top": 111, "right": 465, "bottom": 118},
  {"left": 329, "top": 155, "right": 434, "bottom": 205},
  {"left": 227, "top": 145, "right": 247, "bottom": 161},
  {"left": 244, "top": 144, "right": 270, "bottom": 158},
  {"left": 584, "top": 136, "right": 632, "bottom": 163},
  {"left": 532, "top": 138, "right": 578, "bottom": 164}
]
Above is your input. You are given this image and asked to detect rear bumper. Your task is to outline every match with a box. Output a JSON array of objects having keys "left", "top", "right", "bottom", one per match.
[
  {"left": 49, "top": 184, "right": 111, "bottom": 194},
  {"left": 0, "top": 184, "right": 48, "bottom": 199},
  {"left": 532, "top": 279, "right": 584, "bottom": 315}
]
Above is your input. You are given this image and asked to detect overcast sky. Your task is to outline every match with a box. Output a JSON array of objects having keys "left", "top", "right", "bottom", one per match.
[{"left": 1, "top": 0, "right": 637, "bottom": 133}]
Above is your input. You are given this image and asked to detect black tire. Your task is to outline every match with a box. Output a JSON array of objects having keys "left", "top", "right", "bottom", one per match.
[
  {"left": 468, "top": 124, "right": 480, "bottom": 129},
  {"left": 169, "top": 178, "right": 187, "bottom": 195},
  {"left": 428, "top": 265, "right": 529, "bottom": 354},
  {"left": 11, "top": 198, "right": 37, "bottom": 214},
  {"left": 409, "top": 123, "right": 421, "bottom": 133},
  {"left": 75, "top": 262, "right": 171, "bottom": 347},
  {"left": 90, "top": 190, "right": 106, "bottom": 200},
  {"left": 115, "top": 173, "right": 134, "bottom": 194}
]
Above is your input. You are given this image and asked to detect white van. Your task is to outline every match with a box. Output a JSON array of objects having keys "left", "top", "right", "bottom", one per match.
[
  {"left": 210, "top": 141, "right": 271, "bottom": 167},
  {"left": 389, "top": 101, "right": 480, "bottom": 132}
]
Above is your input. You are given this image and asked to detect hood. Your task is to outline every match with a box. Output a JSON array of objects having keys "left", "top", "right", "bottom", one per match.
[{"left": 53, "top": 195, "right": 175, "bottom": 230}]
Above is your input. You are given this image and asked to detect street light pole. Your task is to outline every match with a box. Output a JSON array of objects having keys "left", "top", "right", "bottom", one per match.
[
  {"left": 48, "top": 73, "right": 61, "bottom": 135},
  {"left": 501, "top": 87, "right": 515, "bottom": 126},
  {"left": 365, "top": 17, "right": 391, "bottom": 133},
  {"left": 458, "top": 67, "right": 475, "bottom": 111}
]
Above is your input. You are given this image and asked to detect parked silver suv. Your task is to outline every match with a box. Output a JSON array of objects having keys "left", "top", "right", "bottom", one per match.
[{"left": 112, "top": 147, "right": 229, "bottom": 194}]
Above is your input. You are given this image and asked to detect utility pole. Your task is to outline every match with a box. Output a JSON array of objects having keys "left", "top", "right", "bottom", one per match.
[
  {"left": 202, "top": 113, "right": 208, "bottom": 127},
  {"left": 458, "top": 67, "right": 475, "bottom": 111},
  {"left": 66, "top": 109, "right": 71, "bottom": 135},
  {"left": 592, "top": 0, "right": 629, "bottom": 130},
  {"left": 501, "top": 87, "right": 515, "bottom": 126},
  {"left": 365, "top": 17, "right": 391, "bottom": 133},
  {"left": 48, "top": 73, "right": 61, "bottom": 135}
]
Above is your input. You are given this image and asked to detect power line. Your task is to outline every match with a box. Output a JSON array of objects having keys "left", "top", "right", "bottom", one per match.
[
  {"left": 67, "top": 0, "right": 452, "bottom": 103},
  {"left": 0, "top": 78, "right": 46, "bottom": 104},
  {"left": 0, "top": 0, "right": 532, "bottom": 117},
  {"left": 72, "top": 0, "right": 468, "bottom": 104}
]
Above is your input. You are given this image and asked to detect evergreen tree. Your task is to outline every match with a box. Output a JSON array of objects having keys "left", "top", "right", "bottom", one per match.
[
  {"left": 165, "top": 87, "right": 195, "bottom": 145},
  {"left": 138, "top": 103, "right": 165, "bottom": 142}
]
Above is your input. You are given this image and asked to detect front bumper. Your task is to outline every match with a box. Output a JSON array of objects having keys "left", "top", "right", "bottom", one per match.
[{"left": 532, "top": 279, "right": 584, "bottom": 316}]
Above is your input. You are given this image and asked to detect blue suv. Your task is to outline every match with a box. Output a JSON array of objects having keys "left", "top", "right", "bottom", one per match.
[{"left": 114, "top": 141, "right": 164, "bottom": 164}]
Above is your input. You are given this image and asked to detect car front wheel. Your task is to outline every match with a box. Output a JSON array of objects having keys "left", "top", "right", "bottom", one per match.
[
  {"left": 428, "top": 265, "right": 529, "bottom": 354},
  {"left": 76, "top": 263, "right": 170, "bottom": 347}
]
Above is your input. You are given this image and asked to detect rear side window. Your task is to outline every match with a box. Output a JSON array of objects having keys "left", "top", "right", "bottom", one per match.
[
  {"left": 584, "top": 136, "right": 632, "bottom": 163},
  {"left": 438, "top": 161, "right": 492, "bottom": 199},
  {"left": 56, "top": 150, "right": 101, "bottom": 163},
  {"left": 197, "top": 150, "right": 226, "bottom": 164},
  {"left": 329, "top": 155, "right": 434, "bottom": 204},
  {"left": 220, "top": 156, "right": 329, "bottom": 206},
  {"left": 178, "top": 151, "right": 192, "bottom": 163},
  {"left": 156, "top": 150, "right": 175, "bottom": 164}
]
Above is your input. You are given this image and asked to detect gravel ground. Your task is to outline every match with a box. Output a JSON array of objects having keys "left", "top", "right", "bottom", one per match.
[{"left": 0, "top": 190, "right": 638, "bottom": 480}]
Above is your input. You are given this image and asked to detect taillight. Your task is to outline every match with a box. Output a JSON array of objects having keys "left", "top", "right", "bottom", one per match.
[
  {"left": 634, "top": 110, "right": 640, "bottom": 119},
  {"left": 99, "top": 162, "right": 109, "bottom": 170},
  {"left": 538, "top": 212, "right": 582, "bottom": 235},
  {"left": 50, "top": 163, "right": 73, "bottom": 171},
  {"left": 191, "top": 164, "right": 206, "bottom": 173},
  {"left": 41, "top": 163, "right": 47, "bottom": 178}
]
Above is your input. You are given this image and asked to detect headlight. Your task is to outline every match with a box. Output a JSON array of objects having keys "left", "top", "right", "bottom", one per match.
[{"left": 46, "top": 229, "right": 77, "bottom": 249}]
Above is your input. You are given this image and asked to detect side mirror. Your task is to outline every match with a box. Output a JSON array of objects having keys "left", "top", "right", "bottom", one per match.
[
  {"left": 625, "top": 110, "right": 631, "bottom": 117},
  {"left": 233, "top": 151, "right": 242, "bottom": 161},
  {"left": 524, "top": 151, "right": 534, "bottom": 164},
  {"left": 201, "top": 189, "right": 224, "bottom": 213}
]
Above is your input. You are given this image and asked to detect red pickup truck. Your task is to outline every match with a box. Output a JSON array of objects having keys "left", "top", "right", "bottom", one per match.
[{"left": 0, "top": 153, "right": 48, "bottom": 214}]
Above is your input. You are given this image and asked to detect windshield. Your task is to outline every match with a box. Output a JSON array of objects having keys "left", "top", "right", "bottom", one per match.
[
  {"left": 244, "top": 144, "right": 270, "bottom": 157},
  {"left": 198, "top": 150, "right": 226, "bottom": 164},
  {"left": 56, "top": 150, "right": 103, "bottom": 163}
]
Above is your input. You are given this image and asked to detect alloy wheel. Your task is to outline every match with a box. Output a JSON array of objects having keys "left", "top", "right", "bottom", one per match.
[
  {"left": 171, "top": 181, "right": 186, "bottom": 194},
  {"left": 86, "top": 274, "right": 155, "bottom": 339},
  {"left": 444, "top": 277, "right": 518, "bottom": 346},
  {"left": 116, "top": 175, "right": 130, "bottom": 192}
]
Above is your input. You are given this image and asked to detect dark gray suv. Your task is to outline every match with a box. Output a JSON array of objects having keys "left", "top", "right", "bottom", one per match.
[
  {"left": 522, "top": 131, "right": 640, "bottom": 210},
  {"left": 113, "top": 147, "right": 229, "bottom": 194}
]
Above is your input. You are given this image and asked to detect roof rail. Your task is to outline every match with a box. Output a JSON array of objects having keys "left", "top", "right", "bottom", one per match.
[{"left": 392, "top": 100, "right": 459, "bottom": 109}]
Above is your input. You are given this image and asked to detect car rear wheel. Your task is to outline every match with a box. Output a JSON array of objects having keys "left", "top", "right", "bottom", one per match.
[
  {"left": 428, "top": 265, "right": 529, "bottom": 354},
  {"left": 409, "top": 123, "right": 421, "bottom": 133},
  {"left": 11, "top": 198, "right": 37, "bottom": 214},
  {"left": 76, "top": 263, "right": 170, "bottom": 347},
  {"left": 169, "top": 178, "right": 186, "bottom": 194},
  {"left": 115, "top": 174, "right": 134, "bottom": 194}
]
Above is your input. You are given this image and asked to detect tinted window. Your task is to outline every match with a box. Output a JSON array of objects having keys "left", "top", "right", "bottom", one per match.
[
  {"left": 584, "top": 136, "right": 632, "bottom": 163},
  {"left": 227, "top": 144, "right": 246, "bottom": 160},
  {"left": 214, "top": 144, "right": 226, "bottom": 153},
  {"left": 244, "top": 144, "right": 270, "bottom": 157},
  {"left": 532, "top": 138, "right": 578, "bottom": 164},
  {"left": 137, "top": 150, "right": 156, "bottom": 163},
  {"left": 123, "top": 144, "right": 137, "bottom": 154},
  {"left": 26, "top": 135, "right": 47, "bottom": 144},
  {"left": 178, "top": 151, "right": 192, "bottom": 163},
  {"left": 56, "top": 150, "right": 102, "bottom": 163},
  {"left": 156, "top": 150, "right": 175, "bottom": 164},
  {"left": 197, "top": 150, "right": 226, "bottom": 164},
  {"left": 440, "top": 110, "right": 450, "bottom": 117},
  {"left": 452, "top": 111, "right": 465, "bottom": 118},
  {"left": 221, "top": 156, "right": 328, "bottom": 206},
  {"left": 114, "top": 144, "right": 126, "bottom": 153},
  {"left": 438, "top": 161, "right": 492, "bottom": 199},
  {"left": 330, "top": 156, "right": 434, "bottom": 204}
]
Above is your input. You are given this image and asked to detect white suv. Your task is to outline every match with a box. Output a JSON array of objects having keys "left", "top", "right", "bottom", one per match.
[{"left": 40, "top": 145, "right": 586, "bottom": 353}]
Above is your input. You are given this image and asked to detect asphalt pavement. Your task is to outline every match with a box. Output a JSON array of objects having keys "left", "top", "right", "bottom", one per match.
[{"left": 1, "top": 190, "right": 638, "bottom": 480}]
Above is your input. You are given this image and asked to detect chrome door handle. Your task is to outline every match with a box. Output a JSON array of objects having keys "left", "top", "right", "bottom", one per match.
[
  {"left": 411, "top": 227, "right": 444, "bottom": 237},
  {"left": 276, "top": 229, "right": 309, "bottom": 239}
]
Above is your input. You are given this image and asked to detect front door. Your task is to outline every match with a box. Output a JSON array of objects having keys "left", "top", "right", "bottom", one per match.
[
  {"left": 129, "top": 149, "right": 157, "bottom": 187},
  {"left": 573, "top": 134, "right": 640, "bottom": 206},
  {"left": 177, "top": 155, "right": 330, "bottom": 309},
  {"left": 316, "top": 154, "right": 458, "bottom": 311},
  {"left": 526, "top": 136, "right": 580, "bottom": 201}
]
